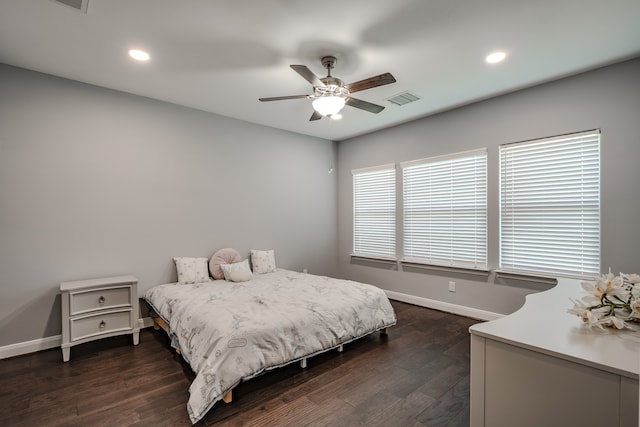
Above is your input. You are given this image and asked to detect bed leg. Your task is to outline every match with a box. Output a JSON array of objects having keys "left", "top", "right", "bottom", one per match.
[
  {"left": 222, "top": 390, "right": 232, "bottom": 403},
  {"left": 300, "top": 358, "right": 307, "bottom": 369},
  {"left": 380, "top": 327, "right": 389, "bottom": 335},
  {"left": 337, "top": 344, "right": 344, "bottom": 353},
  {"left": 153, "top": 317, "right": 162, "bottom": 330}
]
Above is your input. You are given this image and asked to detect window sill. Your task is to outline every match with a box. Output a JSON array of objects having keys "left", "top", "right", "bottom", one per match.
[
  {"left": 493, "top": 270, "right": 558, "bottom": 285},
  {"left": 400, "top": 260, "right": 490, "bottom": 276},
  {"left": 350, "top": 255, "right": 397, "bottom": 265}
]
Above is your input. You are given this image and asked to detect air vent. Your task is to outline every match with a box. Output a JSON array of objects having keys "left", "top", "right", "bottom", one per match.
[
  {"left": 51, "top": 0, "right": 89, "bottom": 13},
  {"left": 386, "top": 91, "right": 421, "bottom": 106}
]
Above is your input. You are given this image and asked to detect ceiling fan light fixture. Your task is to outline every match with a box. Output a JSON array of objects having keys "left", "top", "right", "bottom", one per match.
[
  {"left": 259, "top": 55, "right": 396, "bottom": 121},
  {"left": 312, "top": 95, "right": 346, "bottom": 117}
]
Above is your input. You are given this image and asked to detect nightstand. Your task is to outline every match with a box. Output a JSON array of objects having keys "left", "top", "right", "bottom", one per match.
[{"left": 60, "top": 275, "right": 140, "bottom": 362}]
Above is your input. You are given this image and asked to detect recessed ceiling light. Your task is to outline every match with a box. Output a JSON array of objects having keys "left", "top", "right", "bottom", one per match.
[
  {"left": 128, "top": 49, "right": 150, "bottom": 61},
  {"left": 486, "top": 51, "right": 507, "bottom": 64}
]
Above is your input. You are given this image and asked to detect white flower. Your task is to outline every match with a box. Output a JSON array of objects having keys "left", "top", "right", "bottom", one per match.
[
  {"left": 570, "top": 271, "right": 639, "bottom": 330},
  {"left": 630, "top": 300, "right": 640, "bottom": 319},
  {"left": 567, "top": 299, "right": 609, "bottom": 329},
  {"left": 592, "top": 272, "right": 626, "bottom": 297},
  {"left": 624, "top": 273, "right": 640, "bottom": 285},
  {"left": 567, "top": 298, "right": 590, "bottom": 321},
  {"left": 578, "top": 293, "right": 600, "bottom": 307},
  {"left": 602, "top": 315, "right": 628, "bottom": 330},
  {"left": 585, "top": 313, "right": 605, "bottom": 329}
]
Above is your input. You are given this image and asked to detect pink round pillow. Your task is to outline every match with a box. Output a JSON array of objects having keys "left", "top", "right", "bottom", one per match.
[{"left": 209, "top": 248, "right": 241, "bottom": 280}]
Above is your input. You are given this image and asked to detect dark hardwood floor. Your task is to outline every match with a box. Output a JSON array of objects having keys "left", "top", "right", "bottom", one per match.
[{"left": 0, "top": 301, "right": 480, "bottom": 426}]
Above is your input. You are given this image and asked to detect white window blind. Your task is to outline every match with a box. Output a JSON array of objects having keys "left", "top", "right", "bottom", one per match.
[
  {"left": 499, "top": 130, "right": 600, "bottom": 278},
  {"left": 352, "top": 165, "right": 396, "bottom": 259},
  {"left": 402, "top": 149, "right": 488, "bottom": 269}
]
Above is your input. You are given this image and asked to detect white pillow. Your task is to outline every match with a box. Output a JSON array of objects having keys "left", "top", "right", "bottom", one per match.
[
  {"left": 250, "top": 249, "right": 276, "bottom": 274},
  {"left": 221, "top": 259, "right": 253, "bottom": 282},
  {"left": 173, "top": 257, "right": 211, "bottom": 284}
]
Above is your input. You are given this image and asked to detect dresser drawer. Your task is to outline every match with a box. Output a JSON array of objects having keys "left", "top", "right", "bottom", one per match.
[
  {"left": 70, "top": 286, "right": 132, "bottom": 315},
  {"left": 70, "top": 309, "right": 133, "bottom": 342}
]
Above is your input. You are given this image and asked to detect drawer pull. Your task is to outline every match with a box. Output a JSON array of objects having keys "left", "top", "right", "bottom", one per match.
[
  {"left": 99, "top": 320, "right": 106, "bottom": 329},
  {"left": 98, "top": 296, "right": 105, "bottom": 304}
]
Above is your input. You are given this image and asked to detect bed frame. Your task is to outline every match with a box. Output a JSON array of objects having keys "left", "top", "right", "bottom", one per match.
[{"left": 152, "top": 316, "right": 389, "bottom": 404}]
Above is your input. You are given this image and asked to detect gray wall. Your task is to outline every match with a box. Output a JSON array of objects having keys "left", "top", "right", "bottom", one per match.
[
  {"left": 2, "top": 58, "right": 639, "bottom": 348},
  {"left": 0, "top": 64, "right": 337, "bottom": 347},
  {"left": 337, "top": 58, "right": 640, "bottom": 316}
]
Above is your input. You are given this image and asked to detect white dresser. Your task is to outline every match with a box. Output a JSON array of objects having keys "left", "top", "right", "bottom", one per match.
[
  {"left": 469, "top": 277, "right": 639, "bottom": 427},
  {"left": 60, "top": 275, "right": 140, "bottom": 362}
]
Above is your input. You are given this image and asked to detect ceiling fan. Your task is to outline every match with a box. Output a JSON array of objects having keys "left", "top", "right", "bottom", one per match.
[{"left": 259, "top": 56, "right": 396, "bottom": 121}]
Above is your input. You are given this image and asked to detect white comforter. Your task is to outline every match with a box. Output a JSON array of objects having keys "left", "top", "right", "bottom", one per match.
[{"left": 143, "top": 269, "right": 396, "bottom": 424}]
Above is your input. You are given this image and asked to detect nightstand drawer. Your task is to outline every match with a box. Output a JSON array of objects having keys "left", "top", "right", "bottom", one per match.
[
  {"left": 70, "top": 309, "right": 133, "bottom": 342},
  {"left": 70, "top": 286, "right": 132, "bottom": 315}
]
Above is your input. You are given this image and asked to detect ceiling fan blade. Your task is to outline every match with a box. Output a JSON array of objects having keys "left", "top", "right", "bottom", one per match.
[
  {"left": 309, "top": 110, "right": 323, "bottom": 121},
  {"left": 345, "top": 97, "right": 385, "bottom": 114},
  {"left": 259, "top": 95, "right": 310, "bottom": 102},
  {"left": 345, "top": 72, "right": 396, "bottom": 93},
  {"left": 290, "top": 65, "right": 326, "bottom": 87}
]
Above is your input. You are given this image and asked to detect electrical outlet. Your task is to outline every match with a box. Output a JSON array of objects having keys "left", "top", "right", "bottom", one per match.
[{"left": 448, "top": 281, "right": 456, "bottom": 292}]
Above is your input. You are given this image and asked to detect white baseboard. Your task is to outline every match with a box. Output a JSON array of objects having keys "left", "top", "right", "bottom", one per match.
[
  {"left": 0, "top": 335, "right": 62, "bottom": 360},
  {"left": 384, "top": 290, "right": 504, "bottom": 321},
  {"left": 0, "top": 318, "right": 155, "bottom": 360}
]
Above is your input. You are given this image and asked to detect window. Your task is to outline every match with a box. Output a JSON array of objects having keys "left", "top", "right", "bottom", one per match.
[
  {"left": 402, "top": 149, "right": 488, "bottom": 269},
  {"left": 499, "top": 130, "right": 600, "bottom": 278},
  {"left": 352, "top": 165, "right": 396, "bottom": 259}
]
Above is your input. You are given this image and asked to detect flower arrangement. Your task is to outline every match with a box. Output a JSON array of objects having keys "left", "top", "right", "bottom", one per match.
[{"left": 568, "top": 270, "right": 640, "bottom": 330}]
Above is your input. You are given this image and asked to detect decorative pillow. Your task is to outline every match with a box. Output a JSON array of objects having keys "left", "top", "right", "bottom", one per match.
[
  {"left": 250, "top": 249, "right": 276, "bottom": 274},
  {"left": 220, "top": 259, "right": 253, "bottom": 282},
  {"left": 173, "top": 257, "right": 211, "bottom": 284},
  {"left": 209, "top": 248, "right": 241, "bottom": 280}
]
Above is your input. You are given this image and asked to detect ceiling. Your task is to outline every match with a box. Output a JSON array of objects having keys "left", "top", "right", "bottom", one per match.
[{"left": 1, "top": 0, "right": 639, "bottom": 141}]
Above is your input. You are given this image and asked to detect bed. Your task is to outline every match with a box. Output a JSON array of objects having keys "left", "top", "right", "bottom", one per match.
[{"left": 143, "top": 267, "right": 397, "bottom": 424}]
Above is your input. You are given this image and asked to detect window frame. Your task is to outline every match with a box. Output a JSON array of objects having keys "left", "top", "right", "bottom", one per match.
[
  {"left": 498, "top": 129, "right": 601, "bottom": 279},
  {"left": 400, "top": 148, "right": 488, "bottom": 271},
  {"left": 351, "top": 163, "right": 397, "bottom": 260}
]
